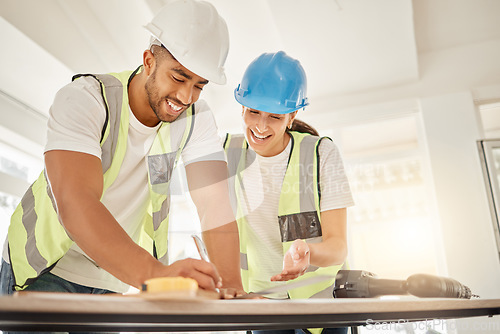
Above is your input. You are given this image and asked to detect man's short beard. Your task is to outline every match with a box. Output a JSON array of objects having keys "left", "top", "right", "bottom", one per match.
[{"left": 145, "top": 67, "right": 177, "bottom": 123}]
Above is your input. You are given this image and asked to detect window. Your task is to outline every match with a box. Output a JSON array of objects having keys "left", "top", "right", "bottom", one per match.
[
  {"left": 332, "top": 115, "right": 439, "bottom": 278},
  {"left": 0, "top": 139, "right": 43, "bottom": 187},
  {"left": 477, "top": 102, "right": 500, "bottom": 257},
  {"left": 0, "top": 140, "right": 43, "bottom": 256},
  {"left": 478, "top": 102, "right": 500, "bottom": 139},
  {"left": 311, "top": 112, "right": 444, "bottom": 334},
  {"left": 167, "top": 161, "right": 203, "bottom": 263},
  {"left": 0, "top": 191, "right": 18, "bottom": 252}
]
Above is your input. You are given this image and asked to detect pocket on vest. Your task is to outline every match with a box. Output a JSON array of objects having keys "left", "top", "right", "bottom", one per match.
[
  {"left": 148, "top": 152, "right": 176, "bottom": 192},
  {"left": 278, "top": 211, "right": 322, "bottom": 242}
]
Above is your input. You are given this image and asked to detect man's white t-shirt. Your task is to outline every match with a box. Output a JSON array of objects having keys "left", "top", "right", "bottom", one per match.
[
  {"left": 2, "top": 76, "right": 225, "bottom": 293},
  {"left": 237, "top": 136, "right": 354, "bottom": 298}
]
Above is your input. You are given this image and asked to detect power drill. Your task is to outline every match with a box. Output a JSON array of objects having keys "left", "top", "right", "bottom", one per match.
[{"left": 333, "top": 270, "right": 475, "bottom": 299}]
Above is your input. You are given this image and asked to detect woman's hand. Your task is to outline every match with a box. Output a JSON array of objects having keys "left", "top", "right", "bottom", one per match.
[
  {"left": 270, "top": 239, "right": 310, "bottom": 281},
  {"left": 218, "top": 287, "right": 247, "bottom": 299}
]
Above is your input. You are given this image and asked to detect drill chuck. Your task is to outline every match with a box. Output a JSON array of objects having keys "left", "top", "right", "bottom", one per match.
[
  {"left": 406, "top": 273, "right": 472, "bottom": 299},
  {"left": 333, "top": 270, "right": 473, "bottom": 299}
]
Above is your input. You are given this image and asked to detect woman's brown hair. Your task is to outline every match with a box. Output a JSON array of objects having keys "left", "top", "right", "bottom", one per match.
[{"left": 289, "top": 118, "right": 319, "bottom": 136}]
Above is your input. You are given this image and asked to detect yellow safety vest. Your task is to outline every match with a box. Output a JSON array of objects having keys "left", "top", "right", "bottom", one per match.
[
  {"left": 7, "top": 67, "right": 194, "bottom": 290},
  {"left": 224, "top": 132, "right": 344, "bottom": 298},
  {"left": 224, "top": 132, "right": 344, "bottom": 334}
]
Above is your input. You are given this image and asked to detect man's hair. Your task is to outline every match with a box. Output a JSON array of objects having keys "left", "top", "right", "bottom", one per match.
[{"left": 151, "top": 44, "right": 175, "bottom": 64}]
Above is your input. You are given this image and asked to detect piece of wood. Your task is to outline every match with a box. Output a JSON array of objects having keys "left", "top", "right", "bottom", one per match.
[
  {"left": 135, "top": 288, "right": 220, "bottom": 301},
  {"left": 5, "top": 292, "right": 500, "bottom": 316},
  {"left": 15, "top": 289, "right": 221, "bottom": 302}
]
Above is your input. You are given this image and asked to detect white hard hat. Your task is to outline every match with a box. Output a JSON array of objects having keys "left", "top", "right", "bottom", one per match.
[{"left": 144, "top": 0, "right": 229, "bottom": 85}]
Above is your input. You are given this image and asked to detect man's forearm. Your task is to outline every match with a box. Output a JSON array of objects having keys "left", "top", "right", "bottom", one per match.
[
  {"left": 185, "top": 160, "right": 243, "bottom": 289},
  {"left": 58, "top": 195, "right": 162, "bottom": 289},
  {"left": 60, "top": 198, "right": 222, "bottom": 290},
  {"left": 46, "top": 150, "right": 161, "bottom": 289},
  {"left": 203, "top": 221, "right": 243, "bottom": 289},
  {"left": 46, "top": 151, "right": 223, "bottom": 291}
]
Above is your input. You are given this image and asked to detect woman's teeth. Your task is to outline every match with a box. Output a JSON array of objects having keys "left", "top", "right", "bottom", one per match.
[
  {"left": 252, "top": 130, "right": 268, "bottom": 139},
  {"left": 167, "top": 100, "right": 182, "bottom": 112}
]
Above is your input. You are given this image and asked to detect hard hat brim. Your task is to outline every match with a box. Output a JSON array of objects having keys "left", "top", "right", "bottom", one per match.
[{"left": 234, "top": 88, "right": 308, "bottom": 114}]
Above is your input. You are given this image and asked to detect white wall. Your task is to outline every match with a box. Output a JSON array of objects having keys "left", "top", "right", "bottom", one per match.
[
  {"left": 325, "top": 36, "right": 500, "bottom": 333},
  {"left": 420, "top": 91, "right": 500, "bottom": 298}
]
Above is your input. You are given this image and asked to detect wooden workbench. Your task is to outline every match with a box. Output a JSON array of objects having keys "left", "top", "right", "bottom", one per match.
[{"left": 0, "top": 292, "right": 499, "bottom": 332}]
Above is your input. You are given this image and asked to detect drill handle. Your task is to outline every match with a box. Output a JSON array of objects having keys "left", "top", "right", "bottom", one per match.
[{"left": 368, "top": 278, "right": 408, "bottom": 298}]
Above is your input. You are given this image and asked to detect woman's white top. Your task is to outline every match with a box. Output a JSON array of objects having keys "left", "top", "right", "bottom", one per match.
[{"left": 239, "top": 137, "right": 354, "bottom": 298}]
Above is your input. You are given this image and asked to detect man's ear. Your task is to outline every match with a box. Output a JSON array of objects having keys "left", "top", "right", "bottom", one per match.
[{"left": 143, "top": 50, "right": 155, "bottom": 76}]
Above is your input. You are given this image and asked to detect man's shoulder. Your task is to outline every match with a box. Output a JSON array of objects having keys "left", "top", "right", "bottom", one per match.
[
  {"left": 191, "top": 99, "right": 216, "bottom": 124},
  {"left": 53, "top": 75, "right": 107, "bottom": 117},
  {"left": 61, "top": 75, "right": 103, "bottom": 98},
  {"left": 193, "top": 99, "right": 210, "bottom": 113}
]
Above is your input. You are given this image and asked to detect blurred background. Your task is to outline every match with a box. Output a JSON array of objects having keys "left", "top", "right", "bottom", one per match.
[{"left": 1, "top": 1, "right": 500, "bottom": 332}]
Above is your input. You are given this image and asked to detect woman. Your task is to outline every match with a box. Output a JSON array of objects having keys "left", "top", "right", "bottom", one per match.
[{"left": 224, "top": 51, "right": 354, "bottom": 334}]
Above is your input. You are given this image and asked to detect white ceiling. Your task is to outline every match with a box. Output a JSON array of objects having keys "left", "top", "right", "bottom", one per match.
[{"left": 1, "top": 0, "right": 499, "bottom": 134}]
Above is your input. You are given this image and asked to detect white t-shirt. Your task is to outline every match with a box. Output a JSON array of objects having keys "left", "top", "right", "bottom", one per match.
[
  {"left": 3, "top": 76, "right": 225, "bottom": 293},
  {"left": 238, "top": 136, "right": 354, "bottom": 298}
]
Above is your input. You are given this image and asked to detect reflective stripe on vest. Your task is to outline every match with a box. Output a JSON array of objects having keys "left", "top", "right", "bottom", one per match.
[
  {"left": 223, "top": 132, "right": 343, "bottom": 302},
  {"left": 7, "top": 67, "right": 194, "bottom": 289}
]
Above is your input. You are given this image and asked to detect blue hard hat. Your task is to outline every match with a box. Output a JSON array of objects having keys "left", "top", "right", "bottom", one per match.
[{"left": 234, "top": 51, "right": 309, "bottom": 114}]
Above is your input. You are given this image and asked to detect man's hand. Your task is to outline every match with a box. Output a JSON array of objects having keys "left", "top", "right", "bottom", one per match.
[
  {"left": 153, "top": 258, "right": 222, "bottom": 291},
  {"left": 271, "top": 239, "right": 310, "bottom": 281}
]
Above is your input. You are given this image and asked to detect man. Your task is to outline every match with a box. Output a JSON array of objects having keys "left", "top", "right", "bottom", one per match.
[{"left": 0, "top": 0, "right": 242, "bottom": 296}]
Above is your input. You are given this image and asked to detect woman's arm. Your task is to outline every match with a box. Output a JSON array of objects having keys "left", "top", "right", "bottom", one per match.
[
  {"left": 272, "top": 138, "right": 352, "bottom": 281},
  {"left": 309, "top": 208, "right": 348, "bottom": 267},
  {"left": 271, "top": 208, "right": 347, "bottom": 281}
]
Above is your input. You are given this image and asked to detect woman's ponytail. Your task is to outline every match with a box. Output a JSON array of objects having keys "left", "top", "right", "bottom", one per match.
[{"left": 289, "top": 119, "right": 319, "bottom": 136}]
